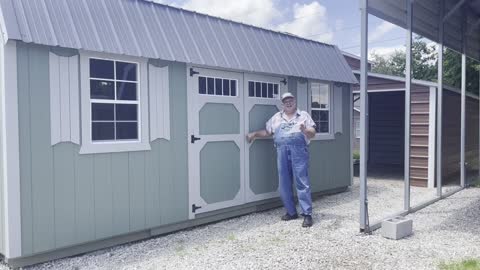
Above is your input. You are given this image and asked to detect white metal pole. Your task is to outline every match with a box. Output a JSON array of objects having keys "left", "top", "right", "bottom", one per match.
[
  {"left": 359, "top": 0, "right": 369, "bottom": 232},
  {"left": 437, "top": 0, "right": 444, "bottom": 197},
  {"left": 404, "top": 0, "right": 413, "bottom": 211},
  {"left": 460, "top": 9, "right": 466, "bottom": 188}
]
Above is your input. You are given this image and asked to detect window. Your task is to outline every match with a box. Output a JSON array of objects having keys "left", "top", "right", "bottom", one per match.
[
  {"left": 310, "top": 82, "right": 331, "bottom": 134},
  {"left": 248, "top": 80, "right": 279, "bottom": 99},
  {"left": 90, "top": 58, "right": 139, "bottom": 141},
  {"left": 198, "top": 76, "right": 237, "bottom": 96},
  {"left": 79, "top": 53, "right": 150, "bottom": 154}
]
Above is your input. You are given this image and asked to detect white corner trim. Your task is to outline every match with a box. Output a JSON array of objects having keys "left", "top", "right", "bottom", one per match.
[
  {"left": 2, "top": 41, "right": 21, "bottom": 258},
  {"left": 334, "top": 84, "right": 343, "bottom": 134},
  {"left": 428, "top": 86, "right": 437, "bottom": 189},
  {"left": 149, "top": 64, "right": 170, "bottom": 141},
  {"left": 49, "top": 52, "right": 80, "bottom": 146}
]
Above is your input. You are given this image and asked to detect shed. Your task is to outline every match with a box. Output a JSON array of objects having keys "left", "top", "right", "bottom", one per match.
[
  {"left": 0, "top": 0, "right": 357, "bottom": 267},
  {"left": 345, "top": 53, "right": 479, "bottom": 188}
]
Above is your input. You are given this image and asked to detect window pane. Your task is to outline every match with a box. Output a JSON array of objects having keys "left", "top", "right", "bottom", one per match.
[
  {"left": 116, "top": 104, "right": 138, "bottom": 121},
  {"left": 320, "top": 111, "right": 329, "bottom": 121},
  {"left": 91, "top": 80, "right": 114, "bottom": 99},
  {"left": 230, "top": 80, "right": 237, "bottom": 96},
  {"left": 92, "top": 103, "right": 114, "bottom": 121},
  {"left": 267, "top": 83, "right": 273, "bottom": 98},
  {"left": 199, "top": 76, "right": 206, "bottom": 94},
  {"left": 116, "top": 122, "right": 138, "bottom": 140},
  {"left": 248, "top": 81, "right": 254, "bottom": 97},
  {"left": 207, "top": 77, "right": 214, "bottom": 95},
  {"left": 312, "top": 83, "right": 329, "bottom": 109},
  {"left": 92, "top": 122, "right": 114, "bottom": 141},
  {"left": 261, "top": 83, "right": 267, "bottom": 98},
  {"left": 319, "top": 122, "right": 329, "bottom": 133},
  {"left": 215, "top": 78, "right": 222, "bottom": 95},
  {"left": 311, "top": 110, "right": 319, "bottom": 122},
  {"left": 255, "top": 82, "right": 261, "bottom": 97},
  {"left": 90, "top": 59, "right": 114, "bottom": 79},
  {"left": 274, "top": 84, "right": 279, "bottom": 97},
  {"left": 223, "top": 79, "right": 230, "bottom": 96},
  {"left": 116, "top": 61, "right": 137, "bottom": 81},
  {"left": 116, "top": 82, "right": 137, "bottom": 100}
]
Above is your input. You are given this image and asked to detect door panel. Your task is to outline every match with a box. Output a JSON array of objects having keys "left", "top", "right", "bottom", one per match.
[
  {"left": 187, "top": 67, "right": 245, "bottom": 218},
  {"left": 244, "top": 73, "right": 287, "bottom": 202}
]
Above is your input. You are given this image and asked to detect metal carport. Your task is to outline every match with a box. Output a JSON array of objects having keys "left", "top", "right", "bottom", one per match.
[{"left": 359, "top": 0, "right": 480, "bottom": 232}]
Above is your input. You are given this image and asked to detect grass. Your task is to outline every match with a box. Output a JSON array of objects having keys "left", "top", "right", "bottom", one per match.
[
  {"left": 471, "top": 178, "right": 480, "bottom": 188},
  {"left": 439, "top": 259, "right": 480, "bottom": 270}
]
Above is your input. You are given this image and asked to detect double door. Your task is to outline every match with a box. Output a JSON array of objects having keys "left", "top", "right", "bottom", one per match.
[{"left": 187, "top": 66, "right": 286, "bottom": 218}]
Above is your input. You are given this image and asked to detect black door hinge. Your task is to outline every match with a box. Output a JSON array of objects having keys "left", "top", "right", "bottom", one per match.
[
  {"left": 280, "top": 78, "right": 287, "bottom": 85},
  {"left": 190, "top": 68, "right": 199, "bottom": 77},
  {"left": 192, "top": 204, "right": 202, "bottom": 213},
  {"left": 191, "top": 134, "right": 201, "bottom": 144}
]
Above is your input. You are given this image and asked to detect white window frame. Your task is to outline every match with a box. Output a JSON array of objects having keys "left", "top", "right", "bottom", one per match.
[
  {"left": 79, "top": 51, "right": 150, "bottom": 154},
  {"left": 247, "top": 80, "right": 281, "bottom": 100},
  {"left": 308, "top": 80, "right": 334, "bottom": 140},
  {"left": 197, "top": 75, "right": 239, "bottom": 97}
]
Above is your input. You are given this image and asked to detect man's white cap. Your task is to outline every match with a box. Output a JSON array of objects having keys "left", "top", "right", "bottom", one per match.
[{"left": 281, "top": 92, "right": 295, "bottom": 102}]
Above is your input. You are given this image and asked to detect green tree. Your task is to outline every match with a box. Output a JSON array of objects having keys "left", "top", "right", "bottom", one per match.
[{"left": 370, "top": 37, "right": 480, "bottom": 95}]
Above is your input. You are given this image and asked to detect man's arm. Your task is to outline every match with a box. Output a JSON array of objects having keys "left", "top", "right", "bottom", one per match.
[{"left": 246, "top": 129, "right": 271, "bottom": 143}]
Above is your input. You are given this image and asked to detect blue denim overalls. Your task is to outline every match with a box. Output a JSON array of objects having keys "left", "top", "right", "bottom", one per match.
[{"left": 273, "top": 122, "right": 312, "bottom": 216}]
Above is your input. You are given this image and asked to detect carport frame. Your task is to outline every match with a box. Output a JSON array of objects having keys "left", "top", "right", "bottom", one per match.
[{"left": 359, "top": 0, "right": 480, "bottom": 232}]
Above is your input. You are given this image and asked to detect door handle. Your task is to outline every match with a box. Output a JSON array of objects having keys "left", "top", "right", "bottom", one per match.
[{"left": 191, "top": 134, "right": 201, "bottom": 144}]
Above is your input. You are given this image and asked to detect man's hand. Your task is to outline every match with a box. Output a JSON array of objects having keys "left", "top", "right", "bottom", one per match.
[
  {"left": 300, "top": 123, "right": 316, "bottom": 139},
  {"left": 246, "top": 132, "right": 256, "bottom": 143}
]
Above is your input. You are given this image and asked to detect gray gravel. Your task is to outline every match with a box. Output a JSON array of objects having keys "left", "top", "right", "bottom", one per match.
[{"left": 2, "top": 178, "right": 479, "bottom": 270}]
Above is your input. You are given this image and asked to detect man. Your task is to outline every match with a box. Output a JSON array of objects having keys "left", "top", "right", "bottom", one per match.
[{"left": 246, "top": 92, "right": 316, "bottom": 227}]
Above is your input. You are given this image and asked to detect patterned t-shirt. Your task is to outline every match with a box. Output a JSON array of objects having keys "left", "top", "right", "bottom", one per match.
[{"left": 266, "top": 110, "right": 316, "bottom": 144}]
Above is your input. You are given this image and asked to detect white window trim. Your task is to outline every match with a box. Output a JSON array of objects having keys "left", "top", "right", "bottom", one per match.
[
  {"left": 79, "top": 51, "right": 150, "bottom": 154},
  {"left": 308, "top": 80, "right": 335, "bottom": 140},
  {"left": 198, "top": 75, "right": 239, "bottom": 97},
  {"left": 247, "top": 80, "right": 281, "bottom": 100}
]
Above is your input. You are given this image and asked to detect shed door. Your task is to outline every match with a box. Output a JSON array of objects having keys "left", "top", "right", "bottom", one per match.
[
  {"left": 244, "top": 74, "right": 286, "bottom": 202},
  {"left": 187, "top": 67, "right": 245, "bottom": 218}
]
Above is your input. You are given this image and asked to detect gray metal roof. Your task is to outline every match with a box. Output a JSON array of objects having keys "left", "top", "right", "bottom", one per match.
[
  {"left": 0, "top": 0, "right": 357, "bottom": 84},
  {"left": 368, "top": 0, "right": 480, "bottom": 61}
]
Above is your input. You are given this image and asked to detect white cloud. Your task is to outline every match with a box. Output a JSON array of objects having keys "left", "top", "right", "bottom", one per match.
[
  {"left": 180, "top": 0, "right": 281, "bottom": 28},
  {"left": 276, "top": 2, "right": 333, "bottom": 43},
  {"left": 369, "top": 21, "right": 397, "bottom": 43},
  {"left": 369, "top": 45, "right": 404, "bottom": 57}
]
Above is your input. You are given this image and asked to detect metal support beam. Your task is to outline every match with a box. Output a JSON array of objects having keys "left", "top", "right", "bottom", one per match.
[
  {"left": 460, "top": 8, "right": 467, "bottom": 188},
  {"left": 404, "top": 0, "right": 413, "bottom": 211},
  {"left": 442, "top": 0, "right": 467, "bottom": 22},
  {"left": 436, "top": 0, "right": 444, "bottom": 197},
  {"left": 359, "top": 0, "right": 369, "bottom": 232}
]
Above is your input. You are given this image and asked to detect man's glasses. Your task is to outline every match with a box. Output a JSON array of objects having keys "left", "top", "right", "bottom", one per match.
[{"left": 283, "top": 100, "right": 295, "bottom": 105}]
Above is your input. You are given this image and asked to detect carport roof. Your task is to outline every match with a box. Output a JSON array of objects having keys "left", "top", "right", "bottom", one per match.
[
  {"left": 368, "top": 0, "right": 480, "bottom": 61},
  {"left": 0, "top": 0, "right": 358, "bottom": 84}
]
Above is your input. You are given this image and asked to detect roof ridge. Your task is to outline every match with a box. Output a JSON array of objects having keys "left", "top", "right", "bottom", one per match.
[{"left": 139, "top": 0, "right": 335, "bottom": 48}]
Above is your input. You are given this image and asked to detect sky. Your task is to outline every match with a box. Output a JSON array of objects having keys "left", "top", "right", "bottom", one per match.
[{"left": 154, "top": 0, "right": 407, "bottom": 58}]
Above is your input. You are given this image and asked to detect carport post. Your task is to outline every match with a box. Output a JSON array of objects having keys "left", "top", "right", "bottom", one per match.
[
  {"left": 404, "top": 0, "right": 413, "bottom": 211},
  {"left": 436, "top": 0, "right": 444, "bottom": 197},
  {"left": 359, "top": 0, "right": 369, "bottom": 232},
  {"left": 460, "top": 12, "right": 466, "bottom": 188}
]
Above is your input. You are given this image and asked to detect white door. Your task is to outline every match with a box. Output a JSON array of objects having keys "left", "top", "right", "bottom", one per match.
[
  {"left": 187, "top": 66, "right": 245, "bottom": 218},
  {"left": 244, "top": 73, "right": 287, "bottom": 202}
]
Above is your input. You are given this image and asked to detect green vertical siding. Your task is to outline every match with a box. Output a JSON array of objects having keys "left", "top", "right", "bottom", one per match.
[
  {"left": 18, "top": 43, "right": 189, "bottom": 256},
  {"left": 309, "top": 86, "right": 352, "bottom": 191}
]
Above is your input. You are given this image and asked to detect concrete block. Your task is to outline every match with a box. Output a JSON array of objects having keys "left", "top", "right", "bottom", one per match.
[{"left": 381, "top": 216, "right": 413, "bottom": 240}]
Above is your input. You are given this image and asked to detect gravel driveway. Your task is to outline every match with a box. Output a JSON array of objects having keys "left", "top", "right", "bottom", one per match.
[{"left": 4, "top": 178, "right": 479, "bottom": 270}]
